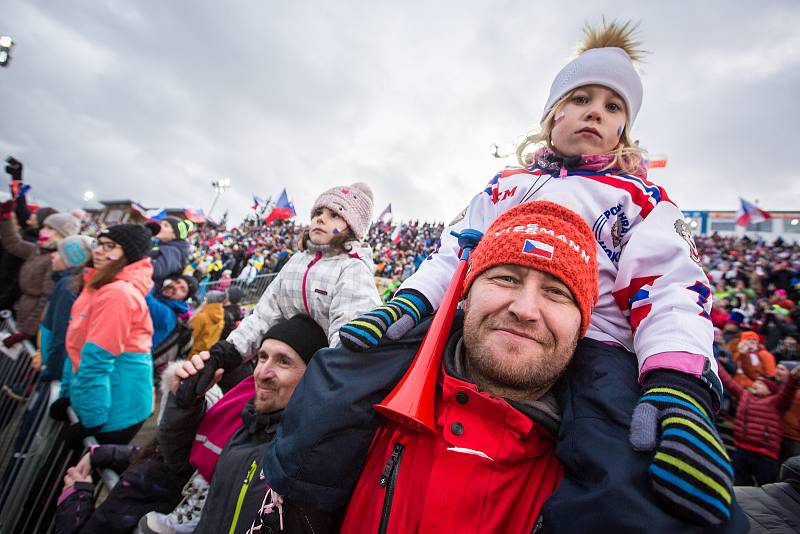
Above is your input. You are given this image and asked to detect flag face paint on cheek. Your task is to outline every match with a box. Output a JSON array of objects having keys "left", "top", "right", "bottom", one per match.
[
  {"left": 554, "top": 111, "right": 566, "bottom": 126},
  {"left": 332, "top": 228, "right": 341, "bottom": 235},
  {"left": 617, "top": 126, "right": 624, "bottom": 138}
]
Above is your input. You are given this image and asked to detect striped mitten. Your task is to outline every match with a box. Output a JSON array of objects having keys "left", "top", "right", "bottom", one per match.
[
  {"left": 340, "top": 289, "right": 432, "bottom": 351},
  {"left": 629, "top": 370, "right": 733, "bottom": 526}
]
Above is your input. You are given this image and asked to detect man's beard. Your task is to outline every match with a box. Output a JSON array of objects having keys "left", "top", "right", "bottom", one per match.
[
  {"left": 253, "top": 378, "right": 281, "bottom": 414},
  {"left": 462, "top": 312, "right": 579, "bottom": 396}
]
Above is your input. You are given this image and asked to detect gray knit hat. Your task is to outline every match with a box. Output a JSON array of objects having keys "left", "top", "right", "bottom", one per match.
[
  {"left": 57, "top": 235, "right": 95, "bottom": 269},
  {"left": 205, "top": 290, "right": 226, "bottom": 304},
  {"left": 542, "top": 47, "right": 643, "bottom": 128},
  {"left": 43, "top": 213, "right": 81, "bottom": 238},
  {"left": 310, "top": 182, "right": 374, "bottom": 240}
]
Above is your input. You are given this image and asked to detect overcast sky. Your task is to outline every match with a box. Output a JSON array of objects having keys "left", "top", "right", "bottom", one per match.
[{"left": 1, "top": 1, "right": 798, "bottom": 225}]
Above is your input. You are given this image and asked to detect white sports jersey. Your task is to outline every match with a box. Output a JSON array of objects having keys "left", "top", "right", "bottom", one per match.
[{"left": 401, "top": 166, "right": 716, "bottom": 375}]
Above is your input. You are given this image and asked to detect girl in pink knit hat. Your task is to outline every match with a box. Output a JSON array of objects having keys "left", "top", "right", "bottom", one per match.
[{"left": 176, "top": 181, "right": 382, "bottom": 404}]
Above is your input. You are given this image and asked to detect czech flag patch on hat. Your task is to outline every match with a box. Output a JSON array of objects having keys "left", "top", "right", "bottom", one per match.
[{"left": 522, "top": 239, "right": 554, "bottom": 260}]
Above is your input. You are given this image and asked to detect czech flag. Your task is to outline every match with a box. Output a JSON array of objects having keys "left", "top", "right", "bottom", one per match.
[
  {"left": 735, "top": 198, "right": 771, "bottom": 228},
  {"left": 390, "top": 225, "right": 402, "bottom": 244},
  {"left": 646, "top": 154, "right": 668, "bottom": 169},
  {"left": 252, "top": 195, "right": 265, "bottom": 210},
  {"left": 184, "top": 208, "right": 206, "bottom": 224},
  {"left": 522, "top": 239, "right": 554, "bottom": 260},
  {"left": 377, "top": 203, "right": 393, "bottom": 224},
  {"left": 131, "top": 202, "right": 167, "bottom": 221},
  {"left": 264, "top": 189, "right": 296, "bottom": 225}
]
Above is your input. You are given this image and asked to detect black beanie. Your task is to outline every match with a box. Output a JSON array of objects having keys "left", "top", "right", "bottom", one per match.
[
  {"left": 98, "top": 224, "right": 153, "bottom": 264},
  {"left": 144, "top": 221, "right": 162, "bottom": 237},
  {"left": 226, "top": 286, "right": 243, "bottom": 305},
  {"left": 264, "top": 314, "right": 328, "bottom": 364}
]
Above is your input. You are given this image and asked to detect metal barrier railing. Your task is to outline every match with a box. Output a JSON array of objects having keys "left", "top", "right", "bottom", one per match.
[
  {"left": 197, "top": 273, "right": 277, "bottom": 305},
  {"left": 0, "top": 310, "right": 118, "bottom": 533}
]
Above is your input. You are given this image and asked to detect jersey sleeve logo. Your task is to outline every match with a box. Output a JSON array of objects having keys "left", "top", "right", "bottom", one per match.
[{"left": 674, "top": 219, "right": 701, "bottom": 265}]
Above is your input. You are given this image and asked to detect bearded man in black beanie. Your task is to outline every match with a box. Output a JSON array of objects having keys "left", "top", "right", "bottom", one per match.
[{"left": 136, "top": 314, "right": 337, "bottom": 534}]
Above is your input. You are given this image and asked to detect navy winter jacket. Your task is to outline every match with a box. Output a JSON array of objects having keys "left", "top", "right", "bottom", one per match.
[
  {"left": 40, "top": 270, "right": 78, "bottom": 382},
  {"left": 149, "top": 239, "right": 190, "bottom": 290}
]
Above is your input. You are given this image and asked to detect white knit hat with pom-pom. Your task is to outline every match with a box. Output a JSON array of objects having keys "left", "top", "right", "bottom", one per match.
[
  {"left": 542, "top": 21, "right": 645, "bottom": 128},
  {"left": 311, "top": 182, "right": 374, "bottom": 240},
  {"left": 542, "top": 47, "right": 642, "bottom": 128}
]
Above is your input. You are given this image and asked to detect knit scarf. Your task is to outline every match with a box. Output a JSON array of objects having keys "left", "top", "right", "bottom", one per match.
[
  {"left": 303, "top": 241, "right": 333, "bottom": 254},
  {"left": 304, "top": 240, "right": 360, "bottom": 255},
  {"left": 529, "top": 146, "right": 648, "bottom": 180}
]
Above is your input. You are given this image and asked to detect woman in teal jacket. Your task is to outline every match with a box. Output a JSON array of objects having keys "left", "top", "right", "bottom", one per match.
[{"left": 59, "top": 224, "right": 155, "bottom": 447}]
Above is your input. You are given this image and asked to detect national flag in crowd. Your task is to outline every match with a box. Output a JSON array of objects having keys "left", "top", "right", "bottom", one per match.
[
  {"left": 645, "top": 154, "right": 668, "bottom": 169},
  {"left": 735, "top": 198, "right": 772, "bottom": 228},
  {"left": 377, "top": 203, "right": 393, "bottom": 224},
  {"left": 264, "top": 188, "right": 296, "bottom": 225},
  {"left": 251, "top": 195, "right": 265, "bottom": 211},
  {"left": 131, "top": 202, "right": 167, "bottom": 221},
  {"left": 390, "top": 225, "right": 402, "bottom": 244},
  {"left": 184, "top": 208, "right": 206, "bottom": 224}
]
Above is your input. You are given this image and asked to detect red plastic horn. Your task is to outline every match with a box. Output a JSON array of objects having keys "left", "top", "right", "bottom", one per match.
[{"left": 374, "top": 229, "right": 482, "bottom": 434}]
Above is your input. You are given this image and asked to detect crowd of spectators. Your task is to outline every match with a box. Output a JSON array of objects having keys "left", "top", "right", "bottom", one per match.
[
  {"left": 181, "top": 219, "right": 446, "bottom": 286},
  {"left": 696, "top": 234, "right": 800, "bottom": 484},
  {"left": 1, "top": 158, "right": 800, "bottom": 531}
]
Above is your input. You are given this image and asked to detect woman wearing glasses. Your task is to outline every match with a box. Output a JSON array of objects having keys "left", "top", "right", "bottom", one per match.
[{"left": 54, "top": 224, "right": 156, "bottom": 448}]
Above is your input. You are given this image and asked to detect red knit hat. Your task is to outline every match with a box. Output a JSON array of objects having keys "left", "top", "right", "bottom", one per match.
[
  {"left": 740, "top": 331, "right": 760, "bottom": 343},
  {"left": 463, "top": 201, "right": 599, "bottom": 336}
]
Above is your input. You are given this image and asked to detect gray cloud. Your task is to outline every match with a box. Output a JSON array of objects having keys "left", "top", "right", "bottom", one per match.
[{"left": 1, "top": 1, "right": 798, "bottom": 225}]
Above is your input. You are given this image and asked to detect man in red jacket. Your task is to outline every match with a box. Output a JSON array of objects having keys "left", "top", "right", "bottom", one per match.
[{"left": 340, "top": 202, "right": 599, "bottom": 534}]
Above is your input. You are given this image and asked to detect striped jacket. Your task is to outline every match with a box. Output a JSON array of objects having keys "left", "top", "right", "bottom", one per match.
[
  {"left": 227, "top": 244, "right": 381, "bottom": 357},
  {"left": 402, "top": 165, "right": 722, "bottom": 396}
]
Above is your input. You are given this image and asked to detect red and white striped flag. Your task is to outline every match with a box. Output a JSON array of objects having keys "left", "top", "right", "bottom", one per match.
[{"left": 646, "top": 154, "right": 668, "bottom": 169}]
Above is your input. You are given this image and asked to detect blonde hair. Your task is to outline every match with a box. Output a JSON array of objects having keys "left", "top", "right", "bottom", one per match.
[{"left": 516, "top": 19, "right": 648, "bottom": 175}]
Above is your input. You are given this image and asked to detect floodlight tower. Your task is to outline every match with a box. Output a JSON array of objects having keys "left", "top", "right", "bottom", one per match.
[
  {"left": 208, "top": 178, "right": 231, "bottom": 219},
  {"left": 0, "top": 36, "right": 14, "bottom": 67}
]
